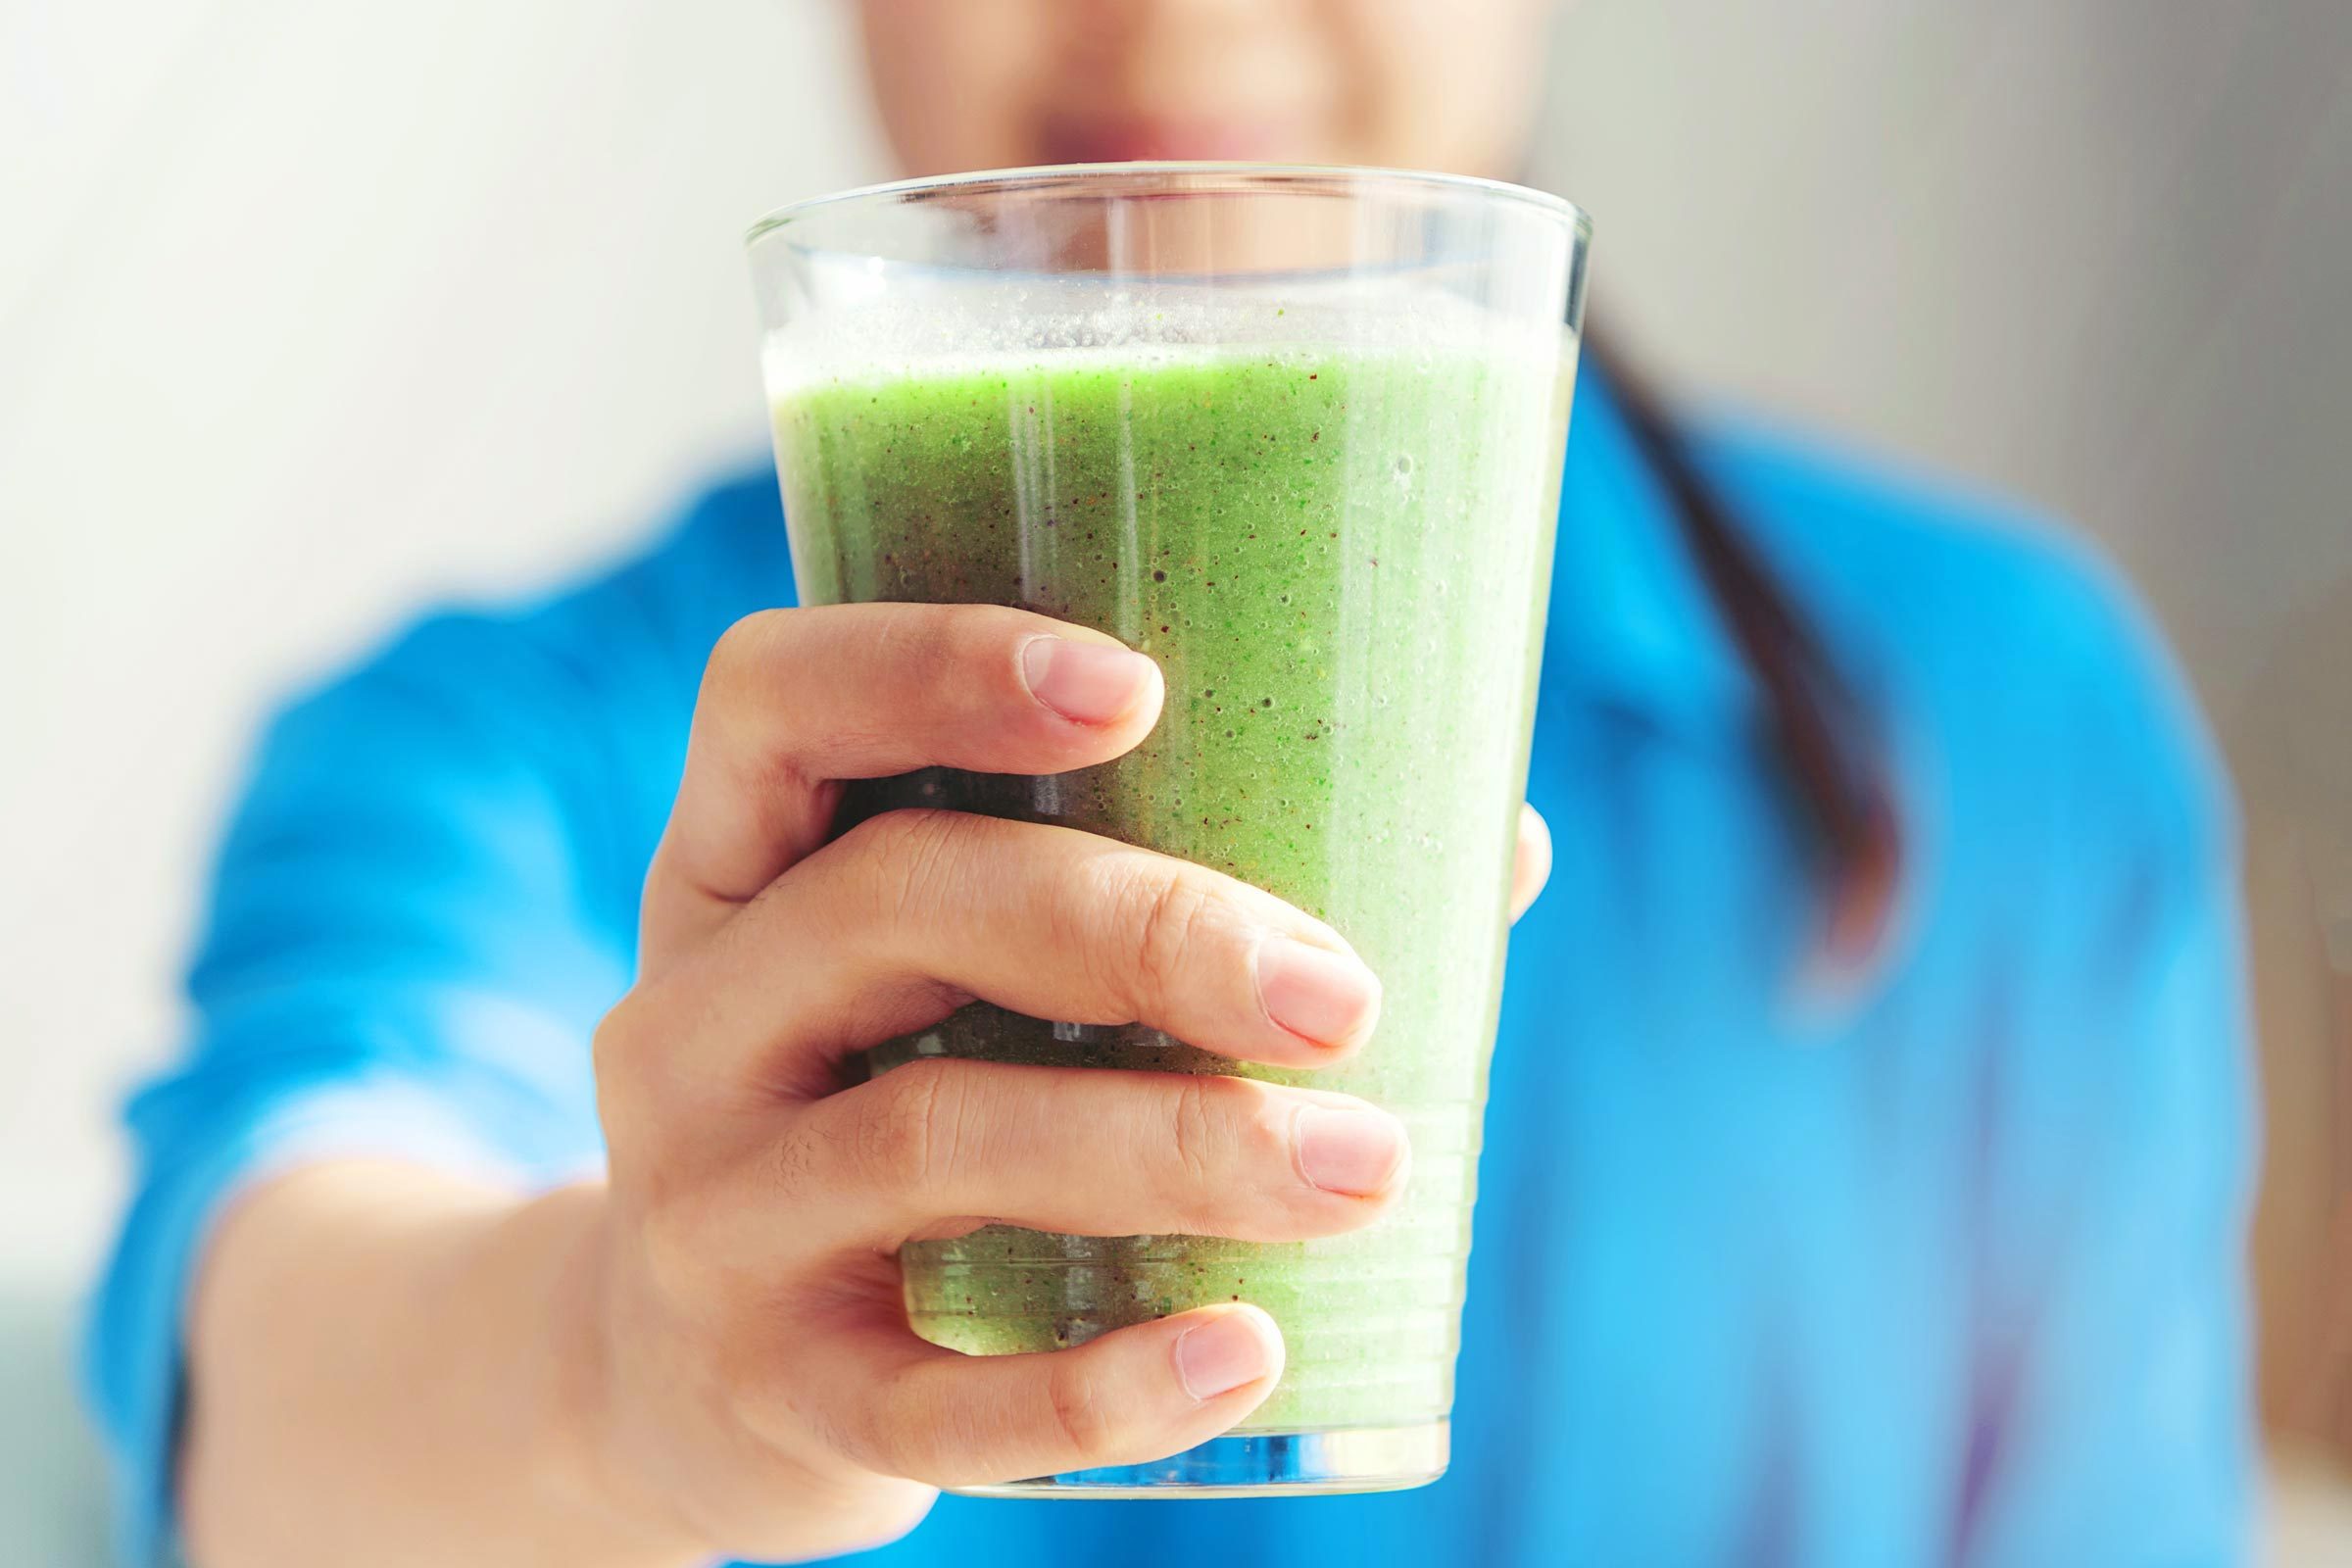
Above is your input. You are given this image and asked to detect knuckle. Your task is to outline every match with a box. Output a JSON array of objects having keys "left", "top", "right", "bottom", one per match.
[
  {"left": 1166, "top": 1077, "right": 1292, "bottom": 1204},
  {"left": 1044, "top": 1359, "right": 1117, "bottom": 1459},
  {"left": 704, "top": 610, "right": 789, "bottom": 703},
  {"left": 839, "top": 808, "right": 980, "bottom": 930},
  {"left": 832, "top": 1390, "right": 916, "bottom": 1479},
  {"left": 1122, "top": 862, "right": 1222, "bottom": 1006},
  {"left": 1226, "top": 1078, "right": 1298, "bottom": 1171},
  {"left": 696, "top": 611, "right": 818, "bottom": 814},
  {"left": 1166, "top": 1076, "right": 1223, "bottom": 1190},
  {"left": 589, "top": 992, "right": 726, "bottom": 1287},
  {"left": 851, "top": 1058, "right": 964, "bottom": 1199},
  {"left": 589, "top": 990, "right": 659, "bottom": 1148},
  {"left": 588, "top": 991, "right": 639, "bottom": 1092},
  {"left": 874, "top": 601, "right": 964, "bottom": 678},
  {"left": 823, "top": 1357, "right": 938, "bottom": 1479},
  {"left": 756, "top": 1118, "right": 826, "bottom": 1208}
]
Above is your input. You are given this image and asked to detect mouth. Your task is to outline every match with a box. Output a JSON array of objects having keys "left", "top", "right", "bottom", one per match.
[{"left": 1038, "top": 115, "right": 1311, "bottom": 166}]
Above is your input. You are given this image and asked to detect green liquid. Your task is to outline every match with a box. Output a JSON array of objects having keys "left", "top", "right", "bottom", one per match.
[{"left": 773, "top": 340, "right": 1567, "bottom": 1432}]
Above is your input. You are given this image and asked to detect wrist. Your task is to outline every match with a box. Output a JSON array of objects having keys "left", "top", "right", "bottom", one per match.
[{"left": 519, "top": 1181, "right": 715, "bottom": 1566}]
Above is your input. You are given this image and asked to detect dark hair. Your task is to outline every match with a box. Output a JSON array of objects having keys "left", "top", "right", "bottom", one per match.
[{"left": 1582, "top": 327, "right": 1903, "bottom": 970}]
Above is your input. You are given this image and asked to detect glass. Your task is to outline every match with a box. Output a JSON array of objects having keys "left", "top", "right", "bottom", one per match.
[{"left": 748, "top": 163, "right": 1589, "bottom": 1495}]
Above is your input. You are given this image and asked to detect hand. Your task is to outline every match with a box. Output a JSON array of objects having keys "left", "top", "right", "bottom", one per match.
[{"left": 576, "top": 604, "right": 1552, "bottom": 1561}]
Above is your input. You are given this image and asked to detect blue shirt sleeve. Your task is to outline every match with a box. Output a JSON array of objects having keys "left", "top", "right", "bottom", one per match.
[{"left": 81, "top": 482, "right": 780, "bottom": 1565}]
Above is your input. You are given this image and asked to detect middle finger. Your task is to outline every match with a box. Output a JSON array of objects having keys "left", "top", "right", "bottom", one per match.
[{"left": 633, "top": 808, "right": 1384, "bottom": 1106}]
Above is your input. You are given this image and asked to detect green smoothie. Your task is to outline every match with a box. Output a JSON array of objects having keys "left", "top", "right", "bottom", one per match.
[{"left": 772, "top": 337, "right": 1568, "bottom": 1436}]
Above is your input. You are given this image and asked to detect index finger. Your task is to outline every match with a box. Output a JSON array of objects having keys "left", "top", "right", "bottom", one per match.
[{"left": 642, "top": 604, "right": 1164, "bottom": 971}]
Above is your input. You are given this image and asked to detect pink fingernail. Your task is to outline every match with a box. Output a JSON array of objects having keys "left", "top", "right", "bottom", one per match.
[
  {"left": 1173, "top": 1308, "right": 1281, "bottom": 1401},
  {"left": 1294, "top": 1105, "right": 1409, "bottom": 1196},
  {"left": 1020, "top": 638, "right": 1158, "bottom": 725},
  {"left": 1254, "top": 937, "right": 1382, "bottom": 1047}
]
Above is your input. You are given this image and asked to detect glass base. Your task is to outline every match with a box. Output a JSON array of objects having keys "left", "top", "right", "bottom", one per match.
[{"left": 948, "top": 1420, "right": 1448, "bottom": 1499}]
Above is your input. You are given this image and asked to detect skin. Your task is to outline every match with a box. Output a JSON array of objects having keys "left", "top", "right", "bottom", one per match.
[
  {"left": 858, "top": 0, "right": 1555, "bottom": 176},
  {"left": 180, "top": 4, "right": 1561, "bottom": 1562}
]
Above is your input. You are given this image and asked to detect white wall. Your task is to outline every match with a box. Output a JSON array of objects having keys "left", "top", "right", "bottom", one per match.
[
  {"left": 4, "top": 7, "right": 883, "bottom": 1548},
  {"left": 2, "top": 0, "right": 887, "bottom": 1285},
  {"left": 4, "top": 1, "right": 2348, "bottom": 1558},
  {"left": 1532, "top": 0, "right": 2352, "bottom": 707}
]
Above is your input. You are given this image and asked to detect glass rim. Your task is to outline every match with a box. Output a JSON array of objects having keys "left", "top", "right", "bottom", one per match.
[{"left": 745, "top": 162, "right": 1592, "bottom": 250}]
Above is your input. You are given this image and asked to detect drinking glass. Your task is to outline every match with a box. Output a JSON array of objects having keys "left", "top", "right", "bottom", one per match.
[{"left": 749, "top": 163, "right": 1589, "bottom": 1495}]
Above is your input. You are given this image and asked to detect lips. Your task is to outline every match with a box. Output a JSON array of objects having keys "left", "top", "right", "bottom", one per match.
[{"left": 1039, "top": 117, "right": 1307, "bottom": 165}]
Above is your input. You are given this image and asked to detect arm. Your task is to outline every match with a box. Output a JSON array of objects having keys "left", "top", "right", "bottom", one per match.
[
  {"left": 87, "top": 597, "right": 644, "bottom": 1568},
  {"left": 181, "top": 1166, "right": 694, "bottom": 1567},
  {"left": 101, "top": 590, "right": 1461, "bottom": 1566}
]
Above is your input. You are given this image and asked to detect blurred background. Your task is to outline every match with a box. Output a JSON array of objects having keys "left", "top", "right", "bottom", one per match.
[{"left": 5, "top": 0, "right": 2349, "bottom": 1559}]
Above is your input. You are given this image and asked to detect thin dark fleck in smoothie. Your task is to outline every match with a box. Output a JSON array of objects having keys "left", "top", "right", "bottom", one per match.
[{"left": 772, "top": 339, "right": 1568, "bottom": 1433}]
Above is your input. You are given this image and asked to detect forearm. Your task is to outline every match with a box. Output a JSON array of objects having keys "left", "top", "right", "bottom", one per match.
[{"left": 180, "top": 1161, "right": 705, "bottom": 1568}]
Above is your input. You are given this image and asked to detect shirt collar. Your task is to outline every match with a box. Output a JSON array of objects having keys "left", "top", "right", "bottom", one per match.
[{"left": 1544, "top": 358, "right": 1757, "bottom": 738}]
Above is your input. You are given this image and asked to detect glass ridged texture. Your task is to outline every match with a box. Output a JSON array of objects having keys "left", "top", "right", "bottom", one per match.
[{"left": 749, "top": 164, "right": 1589, "bottom": 1495}]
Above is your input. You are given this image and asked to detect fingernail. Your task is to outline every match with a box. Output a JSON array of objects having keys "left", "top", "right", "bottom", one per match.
[
  {"left": 1173, "top": 1308, "right": 1281, "bottom": 1401},
  {"left": 1021, "top": 637, "right": 1156, "bottom": 725},
  {"left": 1294, "top": 1105, "right": 1408, "bottom": 1196},
  {"left": 1254, "top": 937, "right": 1381, "bottom": 1046}
]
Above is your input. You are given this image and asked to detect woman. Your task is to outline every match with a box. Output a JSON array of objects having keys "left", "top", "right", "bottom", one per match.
[{"left": 89, "top": 2, "right": 2253, "bottom": 1564}]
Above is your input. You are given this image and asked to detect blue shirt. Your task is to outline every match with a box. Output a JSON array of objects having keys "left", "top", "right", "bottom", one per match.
[{"left": 86, "top": 368, "right": 2255, "bottom": 1565}]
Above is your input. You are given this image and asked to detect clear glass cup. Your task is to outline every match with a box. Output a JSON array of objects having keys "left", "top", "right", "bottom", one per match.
[{"left": 748, "top": 163, "right": 1590, "bottom": 1496}]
